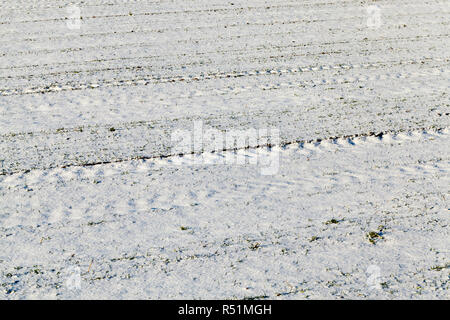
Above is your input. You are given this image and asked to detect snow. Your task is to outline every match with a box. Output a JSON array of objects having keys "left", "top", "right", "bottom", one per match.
[{"left": 0, "top": 0, "right": 449, "bottom": 299}]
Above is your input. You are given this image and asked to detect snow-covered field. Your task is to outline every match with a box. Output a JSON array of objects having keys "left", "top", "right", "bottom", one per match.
[{"left": 0, "top": 0, "right": 449, "bottom": 299}]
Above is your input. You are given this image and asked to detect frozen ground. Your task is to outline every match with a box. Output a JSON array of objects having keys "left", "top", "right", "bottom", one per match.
[{"left": 0, "top": 0, "right": 449, "bottom": 299}]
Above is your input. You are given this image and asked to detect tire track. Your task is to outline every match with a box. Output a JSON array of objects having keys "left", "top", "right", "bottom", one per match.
[
  {"left": 2, "top": 11, "right": 448, "bottom": 43},
  {"left": 2, "top": 2, "right": 447, "bottom": 26},
  {"left": 0, "top": 3, "right": 316, "bottom": 25},
  {"left": 2, "top": 41, "right": 447, "bottom": 79},
  {"left": 1, "top": 58, "right": 448, "bottom": 97},
  {"left": 3, "top": 30, "right": 448, "bottom": 59}
]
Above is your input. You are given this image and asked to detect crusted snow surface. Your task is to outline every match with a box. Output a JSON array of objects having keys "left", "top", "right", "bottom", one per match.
[
  {"left": 1, "top": 129, "right": 449, "bottom": 299},
  {"left": 0, "top": 0, "right": 449, "bottom": 299}
]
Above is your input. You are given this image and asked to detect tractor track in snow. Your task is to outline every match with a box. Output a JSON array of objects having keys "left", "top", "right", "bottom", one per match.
[
  {"left": 2, "top": 12, "right": 447, "bottom": 42},
  {"left": 0, "top": 0, "right": 387, "bottom": 12},
  {"left": 1, "top": 58, "right": 448, "bottom": 96},
  {"left": 1, "top": 126, "right": 448, "bottom": 176}
]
